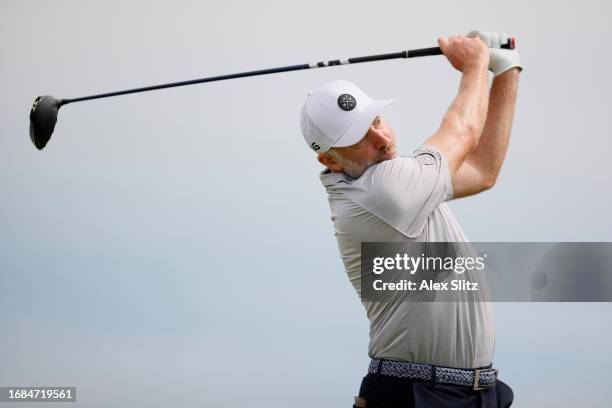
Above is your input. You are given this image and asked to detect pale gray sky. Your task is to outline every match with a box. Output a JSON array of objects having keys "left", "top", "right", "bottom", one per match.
[{"left": 1, "top": 0, "right": 612, "bottom": 406}]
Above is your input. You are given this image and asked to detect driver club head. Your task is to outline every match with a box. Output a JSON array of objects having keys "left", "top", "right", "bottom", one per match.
[{"left": 29, "top": 95, "right": 66, "bottom": 150}]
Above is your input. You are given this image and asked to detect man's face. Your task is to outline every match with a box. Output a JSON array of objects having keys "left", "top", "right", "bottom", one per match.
[{"left": 320, "top": 116, "right": 398, "bottom": 178}]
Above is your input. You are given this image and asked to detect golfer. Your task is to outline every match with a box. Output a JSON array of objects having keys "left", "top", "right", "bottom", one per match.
[{"left": 300, "top": 31, "right": 521, "bottom": 407}]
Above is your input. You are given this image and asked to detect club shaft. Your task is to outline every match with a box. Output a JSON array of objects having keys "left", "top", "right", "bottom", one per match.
[
  {"left": 63, "top": 40, "right": 512, "bottom": 105},
  {"left": 62, "top": 47, "right": 444, "bottom": 105}
]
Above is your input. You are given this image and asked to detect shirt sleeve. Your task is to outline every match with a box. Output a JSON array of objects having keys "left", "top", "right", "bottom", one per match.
[{"left": 351, "top": 144, "right": 453, "bottom": 238}]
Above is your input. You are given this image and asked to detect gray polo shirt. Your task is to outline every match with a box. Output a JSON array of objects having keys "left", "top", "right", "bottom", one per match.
[{"left": 320, "top": 145, "right": 494, "bottom": 369}]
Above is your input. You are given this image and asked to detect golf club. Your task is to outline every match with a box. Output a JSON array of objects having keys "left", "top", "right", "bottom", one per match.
[{"left": 29, "top": 39, "right": 515, "bottom": 150}]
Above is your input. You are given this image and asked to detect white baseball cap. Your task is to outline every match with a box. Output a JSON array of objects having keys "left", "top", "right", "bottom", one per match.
[{"left": 300, "top": 80, "right": 394, "bottom": 153}]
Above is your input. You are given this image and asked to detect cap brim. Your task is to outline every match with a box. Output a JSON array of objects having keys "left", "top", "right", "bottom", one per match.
[{"left": 332, "top": 99, "right": 395, "bottom": 148}]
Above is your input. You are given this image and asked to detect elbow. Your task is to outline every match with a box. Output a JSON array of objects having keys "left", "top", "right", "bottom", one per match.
[
  {"left": 465, "top": 121, "right": 482, "bottom": 139},
  {"left": 481, "top": 174, "right": 498, "bottom": 191},
  {"left": 451, "top": 124, "right": 479, "bottom": 155},
  {"left": 462, "top": 121, "right": 484, "bottom": 149},
  {"left": 444, "top": 114, "right": 482, "bottom": 152}
]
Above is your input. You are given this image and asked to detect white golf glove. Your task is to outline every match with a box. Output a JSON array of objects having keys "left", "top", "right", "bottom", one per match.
[{"left": 468, "top": 31, "right": 522, "bottom": 77}]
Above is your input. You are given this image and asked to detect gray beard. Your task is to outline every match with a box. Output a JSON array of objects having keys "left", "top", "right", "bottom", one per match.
[{"left": 337, "top": 155, "right": 380, "bottom": 179}]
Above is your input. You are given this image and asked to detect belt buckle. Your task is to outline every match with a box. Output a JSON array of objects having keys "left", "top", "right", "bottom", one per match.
[
  {"left": 473, "top": 368, "right": 497, "bottom": 391},
  {"left": 473, "top": 369, "right": 483, "bottom": 390},
  {"left": 473, "top": 369, "right": 487, "bottom": 390}
]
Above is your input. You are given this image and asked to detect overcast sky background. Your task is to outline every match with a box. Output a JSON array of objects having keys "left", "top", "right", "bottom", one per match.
[{"left": 1, "top": 0, "right": 611, "bottom": 406}]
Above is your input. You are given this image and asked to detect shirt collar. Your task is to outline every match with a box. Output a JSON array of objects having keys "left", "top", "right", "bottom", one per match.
[{"left": 319, "top": 168, "right": 354, "bottom": 187}]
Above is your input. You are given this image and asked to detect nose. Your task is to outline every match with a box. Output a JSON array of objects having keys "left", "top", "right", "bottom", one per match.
[{"left": 368, "top": 127, "right": 390, "bottom": 150}]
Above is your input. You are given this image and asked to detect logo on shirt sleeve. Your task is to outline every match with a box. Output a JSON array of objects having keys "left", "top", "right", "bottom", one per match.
[{"left": 414, "top": 150, "right": 438, "bottom": 165}]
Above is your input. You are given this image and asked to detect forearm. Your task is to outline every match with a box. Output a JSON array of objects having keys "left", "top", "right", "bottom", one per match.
[
  {"left": 464, "top": 69, "right": 520, "bottom": 183},
  {"left": 427, "top": 64, "right": 490, "bottom": 175},
  {"left": 441, "top": 65, "right": 490, "bottom": 145}
]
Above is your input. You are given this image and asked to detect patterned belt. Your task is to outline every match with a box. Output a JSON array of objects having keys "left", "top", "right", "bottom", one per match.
[{"left": 367, "top": 359, "right": 498, "bottom": 390}]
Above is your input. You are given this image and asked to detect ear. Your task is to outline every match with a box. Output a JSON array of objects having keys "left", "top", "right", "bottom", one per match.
[{"left": 317, "top": 152, "right": 343, "bottom": 172}]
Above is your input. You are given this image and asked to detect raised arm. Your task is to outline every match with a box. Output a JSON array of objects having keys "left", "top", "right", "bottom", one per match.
[
  {"left": 451, "top": 31, "right": 522, "bottom": 198},
  {"left": 452, "top": 70, "right": 520, "bottom": 197},
  {"left": 425, "top": 35, "right": 490, "bottom": 176}
]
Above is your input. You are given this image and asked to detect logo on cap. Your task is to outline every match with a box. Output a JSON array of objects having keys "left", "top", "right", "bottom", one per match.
[
  {"left": 311, "top": 142, "right": 321, "bottom": 151},
  {"left": 337, "top": 94, "right": 357, "bottom": 111}
]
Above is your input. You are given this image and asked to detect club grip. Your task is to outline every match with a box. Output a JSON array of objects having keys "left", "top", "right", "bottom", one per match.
[{"left": 406, "top": 37, "right": 515, "bottom": 58}]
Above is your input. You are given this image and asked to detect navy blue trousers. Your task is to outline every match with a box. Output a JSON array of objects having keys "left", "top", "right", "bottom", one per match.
[{"left": 356, "top": 373, "right": 514, "bottom": 407}]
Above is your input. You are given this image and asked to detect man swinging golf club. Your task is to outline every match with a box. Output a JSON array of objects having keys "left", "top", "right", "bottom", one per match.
[{"left": 300, "top": 31, "right": 521, "bottom": 407}]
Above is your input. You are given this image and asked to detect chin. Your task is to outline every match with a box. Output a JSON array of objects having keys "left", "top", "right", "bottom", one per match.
[{"left": 379, "top": 151, "right": 398, "bottom": 162}]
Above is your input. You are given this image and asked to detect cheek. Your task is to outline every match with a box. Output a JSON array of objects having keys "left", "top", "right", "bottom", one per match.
[
  {"left": 385, "top": 127, "right": 395, "bottom": 140},
  {"left": 344, "top": 150, "right": 365, "bottom": 162}
]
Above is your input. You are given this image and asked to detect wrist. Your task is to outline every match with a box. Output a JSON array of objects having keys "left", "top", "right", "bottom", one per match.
[{"left": 463, "top": 62, "right": 489, "bottom": 75}]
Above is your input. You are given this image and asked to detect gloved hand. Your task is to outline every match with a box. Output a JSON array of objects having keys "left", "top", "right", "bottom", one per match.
[{"left": 468, "top": 31, "right": 522, "bottom": 77}]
